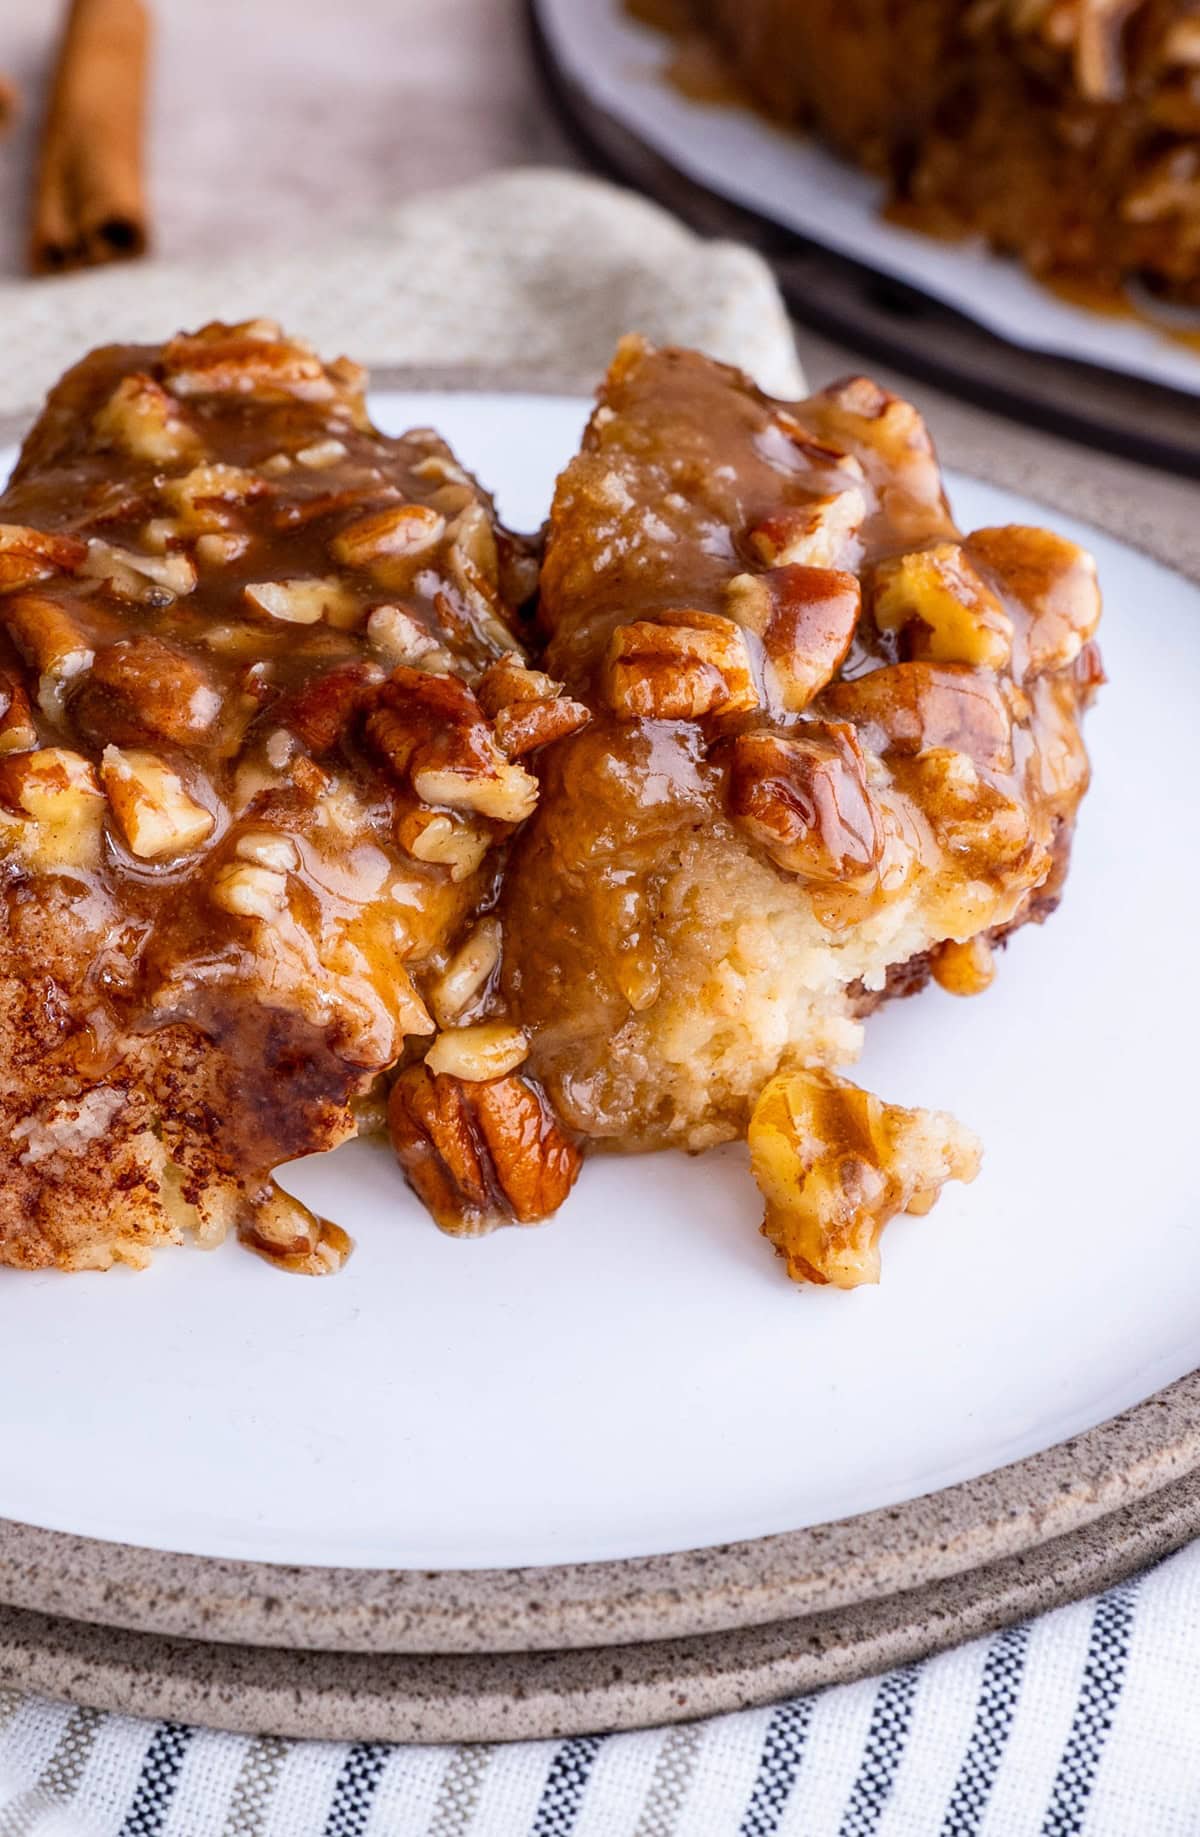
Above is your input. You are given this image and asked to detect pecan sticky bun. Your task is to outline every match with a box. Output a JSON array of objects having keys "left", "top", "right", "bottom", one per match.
[{"left": 0, "top": 330, "right": 1102, "bottom": 1286}]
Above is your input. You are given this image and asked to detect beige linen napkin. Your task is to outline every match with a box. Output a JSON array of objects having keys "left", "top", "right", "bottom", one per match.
[{"left": 0, "top": 168, "right": 804, "bottom": 415}]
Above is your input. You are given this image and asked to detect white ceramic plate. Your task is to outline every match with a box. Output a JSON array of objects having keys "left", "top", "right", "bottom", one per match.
[
  {"left": 535, "top": 0, "right": 1200, "bottom": 399},
  {"left": 0, "top": 389, "right": 1195, "bottom": 1575}
]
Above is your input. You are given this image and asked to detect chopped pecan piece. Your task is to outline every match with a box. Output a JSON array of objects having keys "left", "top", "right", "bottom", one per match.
[
  {"left": 161, "top": 463, "right": 268, "bottom": 531},
  {"left": 2, "top": 593, "right": 95, "bottom": 710},
  {"left": 801, "top": 379, "right": 954, "bottom": 543},
  {"left": 388, "top": 1063, "right": 582, "bottom": 1236},
  {"left": 93, "top": 373, "right": 202, "bottom": 464},
  {"left": 275, "top": 659, "right": 384, "bottom": 753},
  {"left": 75, "top": 636, "right": 221, "bottom": 747},
  {"left": 430, "top": 917, "right": 502, "bottom": 1026},
  {"left": 965, "top": 526, "right": 1101, "bottom": 677},
  {"left": 0, "top": 669, "right": 36, "bottom": 755},
  {"left": 296, "top": 438, "right": 349, "bottom": 469},
  {"left": 425, "top": 1021, "right": 529, "bottom": 1081},
  {"left": 476, "top": 653, "right": 555, "bottom": 716},
  {"left": 748, "top": 1067, "right": 980, "bottom": 1287},
  {"left": 729, "top": 723, "right": 881, "bottom": 883},
  {"left": 365, "top": 667, "right": 538, "bottom": 823},
  {"left": 195, "top": 532, "right": 250, "bottom": 568},
  {"left": 240, "top": 1187, "right": 351, "bottom": 1276},
  {"left": 365, "top": 603, "right": 441, "bottom": 669},
  {"left": 0, "top": 744, "right": 99, "bottom": 814},
  {"left": 477, "top": 652, "right": 590, "bottom": 756},
  {"left": 243, "top": 577, "right": 358, "bottom": 626},
  {"left": 447, "top": 499, "right": 498, "bottom": 569},
  {"left": 397, "top": 808, "right": 491, "bottom": 882},
  {"left": 0, "top": 525, "right": 86, "bottom": 594},
  {"left": 1074, "top": 639, "right": 1106, "bottom": 705},
  {"left": 0, "top": 747, "right": 105, "bottom": 868},
  {"left": 725, "top": 566, "right": 861, "bottom": 712},
  {"left": 748, "top": 487, "right": 866, "bottom": 571},
  {"left": 81, "top": 539, "right": 197, "bottom": 604},
  {"left": 210, "top": 860, "right": 289, "bottom": 919},
  {"left": 909, "top": 747, "right": 1037, "bottom": 876},
  {"left": 604, "top": 609, "right": 758, "bottom": 720},
  {"left": 331, "top": 504, "right": 446, "bottom": 585},
  {"left": 872, "top": 543, "right": 1013, "bottom": 670},
  {"left": 493, "top": 695, "right": 591, "bottom": 757},
  {"left": 101, "top": 748, "right": 215, "bottom": 860},
  {"left": 234, "top": 829, "right": 299, "bottom": 872}
]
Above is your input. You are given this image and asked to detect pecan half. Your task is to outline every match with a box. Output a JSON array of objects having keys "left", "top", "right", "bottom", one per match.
[
  {"left": 820, "top": 661, "right": 1014, "bottom": 773},
  {"left": 604, "top": 609, "right": 757, "bottom": 720},
  {"left": 725, "top": 565, "right": 861, "bottom": 712},
  {"left": 729, "top": 723, "right": 882, "bottom": 883},
  {"left": 388, "top": 1063, "right": 582, "bottom": 1236},
  {"left": 161, "top": 320, "right": 341, "bottom": 404}
]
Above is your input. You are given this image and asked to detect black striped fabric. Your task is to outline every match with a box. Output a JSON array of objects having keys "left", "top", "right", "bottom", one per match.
[
  {"left": 1041, "top": 1579, "right": 1141, "bottom": 1837},
  {"left": 116, "top": 1722, "right": 191, "bottom": 1837},
  {"left": 323, "top": 1741, "right": 390, "bottom": 1837},
  {"left": 941, "top": 1622, "right": 1032, "bottom": 1835},
  {"left": 529, "top": 1735, "right": 604, "bottom": 1836},
  {"left": 739, "top": 1698, "right": 815, "bottom": 1836},
  {"left": 837, "top": 1664, "right": 924, "bottom": 1837}
]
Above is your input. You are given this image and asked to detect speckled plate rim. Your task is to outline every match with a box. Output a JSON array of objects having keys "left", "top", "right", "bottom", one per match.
[
  {"left": 1, "top": 367, "right": 1197, "bottom": 1665},
  {"left": 2, "top": 1464, "right": 1196, "bottom": 1742}
]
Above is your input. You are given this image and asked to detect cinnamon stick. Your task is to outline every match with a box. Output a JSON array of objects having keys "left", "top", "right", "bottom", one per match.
[{"left": 29, "top": 0, "right": 150, "bottom": 275}]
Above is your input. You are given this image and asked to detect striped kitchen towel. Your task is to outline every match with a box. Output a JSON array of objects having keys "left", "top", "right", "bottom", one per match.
[{"left": 0, "top": 1538, "right": 1197, "bottom": 1835}]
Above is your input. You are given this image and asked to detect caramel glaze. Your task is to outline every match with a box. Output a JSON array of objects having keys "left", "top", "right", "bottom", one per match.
[
  {"left": 0, "top": 322, "right": 537, "bottom": 1271},
  {"left": 499, "top": 340, "right": 1102, "bottom": 1153}
]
